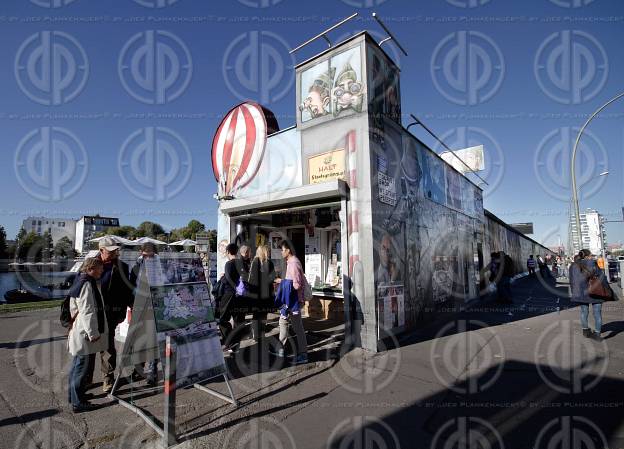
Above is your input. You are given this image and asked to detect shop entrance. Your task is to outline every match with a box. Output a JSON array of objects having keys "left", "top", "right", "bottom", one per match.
[{"left": 228, "top": 201, "right": 348, "bottom": 354}]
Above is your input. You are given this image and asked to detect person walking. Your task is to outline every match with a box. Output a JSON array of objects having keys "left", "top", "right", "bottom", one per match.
[
  {"left": 96, "top": 237, "right": 134, "bottom": 393},
  {"left": 498, "top": 252, "right": 514, "bottom": 304},
  {"left": 537, "top": 255, "right": 547, "bottom": 277},
  {"left": 569, "top": 249, "right": 610, "bottom": 341},
  {"left": 247, "top": 245, "right": 276, "bottom": 341},
  {"left": 527, "top": 255, "right": 537, "bottom": 277},
  {"left": 274, "top": 240, "right": 308, "bottom": 364},
  {"left": 67, "top": 258, "right": 108, "bottom": 413},
  {"left": 215, "top": 243, "right": 244, "bottom": 351}
]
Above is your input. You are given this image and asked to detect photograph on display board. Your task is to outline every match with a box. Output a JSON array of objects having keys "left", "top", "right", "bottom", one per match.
[
  {"left": 150, "top": 282, "right": 215, "bottom": 333},
  {"left": 445, "top": 166, "right": 463, "bottom": 211},
  {"left": 330, "top": 47, "right": 364, "bottom": 118},
  {"left": 161, "top": 256, "right": 206, "bottom": 284},
  {"left": 421, "top": 150, "right": 446, "bottom": 205}
]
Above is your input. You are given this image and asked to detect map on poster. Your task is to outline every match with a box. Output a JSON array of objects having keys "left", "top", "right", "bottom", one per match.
[{"left": 150, "top": 282, "right": 215, "bottom": 334}]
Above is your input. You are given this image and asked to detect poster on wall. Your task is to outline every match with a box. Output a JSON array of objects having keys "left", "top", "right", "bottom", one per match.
[
  {"left": 305, "top": 231, "right": 322, "bottom": 287},
  {"left": 269, "top": 231, "right": 283, "bottom": 260},
  {"left": 445, "top": 166, "right": 462, "bottom": 211},
  {"left": 378, "top": 284, "right": 405, "bottom": 330},
  {"left": 378, "top": 171, "right": 397, "bottom": 206},
  {"left": 308, "top": 149, "right": 346, "bottom": 184},
  {"left": 421, "top": 151, "right": 446, "bottom": 205},
  {"left": 432, "top": 256, "right": 459, "bottom": 303},
  {"left": 299, "top": 45, "right": 365, "bottom": 124}
]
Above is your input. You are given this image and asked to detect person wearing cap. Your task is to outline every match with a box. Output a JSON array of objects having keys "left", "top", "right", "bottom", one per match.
[{"left": 96, "top": 237, "right": 134, "bottom": 393}]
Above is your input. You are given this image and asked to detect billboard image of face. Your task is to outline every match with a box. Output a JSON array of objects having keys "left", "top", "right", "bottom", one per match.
[
  {"left": 300, "top": 61, "right": 334, "bottom": 122},
  {"left": 330, "top": 47, "right": 364, "bottom": 117}
]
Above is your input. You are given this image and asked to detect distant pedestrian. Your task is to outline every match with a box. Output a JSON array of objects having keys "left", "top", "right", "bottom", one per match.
[
  {"left": 569, "top": 249, "right": 610, "bottom": 341},
  {"left": 274, "top": 240, "right": 308, "bottom": 364},
  {"left": 67, "top": 257, "right": 108, "bottom": 413},
  {"left": 247, "top": 245, "right": 277, "bottom": 341},
  {"left": 527, "top": 255, "right": 536, "bottom": 277}
]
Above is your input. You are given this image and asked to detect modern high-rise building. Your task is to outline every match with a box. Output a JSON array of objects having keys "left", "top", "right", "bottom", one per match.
[
  {"left": 569, "top": 208, "right": 606, "bottom": 256},
  {"left": 21, "top": 217, "right": 77, "bottom": 246}
]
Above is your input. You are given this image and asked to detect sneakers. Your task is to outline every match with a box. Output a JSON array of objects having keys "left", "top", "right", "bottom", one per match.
[
  {"left": 293, "top": 354, "right": 308, "bottom": 365},
  {"left": 72, "top": 402, "right": 97, "bottom": 413},
  {"left": 591, "top": 332, "right": 603, "bottom": 342},
  {"left": 102, "top": 379, "right": 113, "bottom": 394},
  {"left": 582, "top": 328, "right": 592, "bottom": 338}
]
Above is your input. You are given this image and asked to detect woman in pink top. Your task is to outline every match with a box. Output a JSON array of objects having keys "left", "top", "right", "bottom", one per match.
[{"left": 274, "top": 240, "right": 308, "bottom": 364}]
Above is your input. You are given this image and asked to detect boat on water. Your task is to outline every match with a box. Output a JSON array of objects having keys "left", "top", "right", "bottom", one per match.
[{"left": 3, "top": 271, "right": 78, "bottom": 303}]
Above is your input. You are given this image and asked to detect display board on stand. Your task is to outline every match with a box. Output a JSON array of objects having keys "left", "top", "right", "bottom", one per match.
[{"left": 111, "top": 253, "right": 236, "bottom": 447}]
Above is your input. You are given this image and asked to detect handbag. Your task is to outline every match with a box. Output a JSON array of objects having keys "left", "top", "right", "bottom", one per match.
[
  {"left": 235, "top": 278, "right": 248, "bottom": 297},
  {"left": 579, "top": 263, "right": 612, "bottom": 300}
]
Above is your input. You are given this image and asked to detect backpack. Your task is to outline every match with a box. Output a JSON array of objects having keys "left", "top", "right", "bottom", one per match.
[{"left": 59, "top": 295, "right": 75, "bottom": 329}]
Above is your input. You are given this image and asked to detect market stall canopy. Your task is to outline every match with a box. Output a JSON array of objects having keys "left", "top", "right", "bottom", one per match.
[
  {"left": 169, "top": 239, "right": 197, "bottom": 246},
  {"left": 133, "top": 237, "right": 168, "bottom": 245}
]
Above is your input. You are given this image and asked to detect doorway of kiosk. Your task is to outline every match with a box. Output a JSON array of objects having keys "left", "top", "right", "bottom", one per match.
[{"left": 227, "top": 201, "right": 348, "bottom": 352}]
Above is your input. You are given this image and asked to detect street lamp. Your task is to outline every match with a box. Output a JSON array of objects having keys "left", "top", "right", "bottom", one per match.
[{"left": 571, "top": 92, "right": 624, "bottom": 254}]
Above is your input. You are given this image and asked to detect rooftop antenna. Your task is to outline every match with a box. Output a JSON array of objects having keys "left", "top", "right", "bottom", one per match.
[
  {"left": 289, "top": 12, "right": 359, "bottom": 54},
  {"left": 371, "top": 12, "right": 408, "bottom": 57},
  {"left": 406, "top": 113, "right": 489, "bottom": 186}
]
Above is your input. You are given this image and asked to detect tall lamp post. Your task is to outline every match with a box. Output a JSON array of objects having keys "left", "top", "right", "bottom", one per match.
[{"left": 571, "top": 92, "right": 624, "bottom": 254}]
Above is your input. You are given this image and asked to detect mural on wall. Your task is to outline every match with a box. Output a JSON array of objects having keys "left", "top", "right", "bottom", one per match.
[
  {"left": 421, "top": 150, "right": 446, "bottom": 205},
  {"left": 445, "top": 165, "right": 462, "bottom": 211},
  {"left": 299, "top": 46, "right": 365, "bottom": 124},
  {"left": 461, "top": 177, "right": 476, "bottom": 217},
  {"left": 331, "top": 47, "right": 365, "bottom": 117}
]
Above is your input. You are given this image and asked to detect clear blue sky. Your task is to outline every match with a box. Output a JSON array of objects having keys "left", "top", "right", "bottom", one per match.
[{"left": 1, "top": 0, "right": 623, "bottom": 249}]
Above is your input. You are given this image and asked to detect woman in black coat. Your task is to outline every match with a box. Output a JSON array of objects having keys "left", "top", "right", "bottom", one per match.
[
  {"left": 569, "top": 249, "right": 610, "bottom": 341},
  {"left": 247, "top": 245, "right": 276, "bottom": 341}
]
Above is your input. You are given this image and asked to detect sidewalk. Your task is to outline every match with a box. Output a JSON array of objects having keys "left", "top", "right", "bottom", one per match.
[{"left": 1, "top": 275, "right": 623, "bottom": 448}]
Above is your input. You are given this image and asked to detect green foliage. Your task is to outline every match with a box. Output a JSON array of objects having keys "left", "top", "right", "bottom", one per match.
[
  {"left": 54, "top": 236, "right": 76, "bottom": 258},
  {"left": 17, "top": 232, "right": 44, "bottom": 261},
  {"left": 136, "top": 221, "right": 165, "bottom": 238},
  {"left": 108, "top": 226, "right": 137, "bottom": 239},
  {"left": 0, "top": 226, "right": 7, "bottom": 259}
]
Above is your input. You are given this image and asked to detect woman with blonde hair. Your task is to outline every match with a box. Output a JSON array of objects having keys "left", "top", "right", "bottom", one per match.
[{"left": 248, "top": 244, "right": 276, "bottom": 341}]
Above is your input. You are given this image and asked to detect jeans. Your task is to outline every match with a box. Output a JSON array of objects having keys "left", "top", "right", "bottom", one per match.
[
  {"left": 580, "top": 303, "right": 602, "bottom": 333},
  {"left": 279, "top": 313, "right": 307, "bottom": 355},
  {"left": 68, "top": 354, "right": 91, "bottom": 407}
]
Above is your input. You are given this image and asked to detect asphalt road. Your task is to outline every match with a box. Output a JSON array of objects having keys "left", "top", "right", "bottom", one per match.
[{"left": 1, "top": 275, "right": 623, "bottom": 449}]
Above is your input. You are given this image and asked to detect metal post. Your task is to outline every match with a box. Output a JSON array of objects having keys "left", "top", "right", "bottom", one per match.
[
  {"left": 163, "top": 336, "right": 177, "bottom": 448},
  {"left": 571, "top": 92, "right": 624, "bottom": 254}
]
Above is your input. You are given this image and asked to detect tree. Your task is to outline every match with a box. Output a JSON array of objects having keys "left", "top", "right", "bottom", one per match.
[
  {"left": 186, "top": 220, "right": 205, "bottom": 238},
  {"left": 108, "top": 226, "right": 137, "bottom": 239},
  {"left": 41, "top": 231, "right": 53, "bottom": 260},
  {"left": 54, "top": 236, "right": 77, "bottom": 258},
  {"left": 0, "top": 226, "right": 7, "bottom": 260},
  {"left": 19, "top": 232, "right": 44, "bottom": 261},
  {"left": 136, "top": 221, "right": 165, "bottom": 238},
  {"left": 207, "top": 229, "right": 217, "bottom": 252}
]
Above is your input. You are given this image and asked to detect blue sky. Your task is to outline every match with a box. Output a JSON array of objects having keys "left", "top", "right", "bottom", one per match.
[{"left": 1, "top": 0, "right": 623, "bottom": 249}]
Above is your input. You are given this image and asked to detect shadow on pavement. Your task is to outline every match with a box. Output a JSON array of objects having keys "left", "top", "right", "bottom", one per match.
[{"left": 328, "top": 359, "right": 624, "bottom": 449}]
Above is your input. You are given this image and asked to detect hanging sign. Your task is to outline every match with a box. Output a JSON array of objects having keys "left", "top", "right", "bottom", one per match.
[{"left": 308, "top": 149, "right": 346, "bottom": 184}]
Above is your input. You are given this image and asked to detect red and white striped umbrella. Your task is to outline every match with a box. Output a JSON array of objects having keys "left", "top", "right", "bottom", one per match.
[{"left": 211, "top": 102, "right": 270, "bottom": 197}]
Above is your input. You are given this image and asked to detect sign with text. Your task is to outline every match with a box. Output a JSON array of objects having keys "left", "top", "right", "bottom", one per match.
[{"left": 308, "top": 149, "right": 346, "bottom": 184}]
